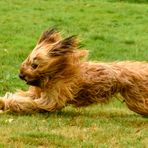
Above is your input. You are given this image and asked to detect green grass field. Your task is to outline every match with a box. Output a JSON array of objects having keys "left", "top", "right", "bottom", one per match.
[{"left": 0, "top": 0, "right": 148, "bottom": 147}]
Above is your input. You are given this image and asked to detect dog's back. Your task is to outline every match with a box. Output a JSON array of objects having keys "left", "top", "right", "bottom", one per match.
[{"left": 73, "top": 61, "right": 148, "bottom": 115}]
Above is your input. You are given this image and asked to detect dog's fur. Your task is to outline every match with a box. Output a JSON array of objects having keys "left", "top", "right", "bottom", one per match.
[{"left": 0, "top": 28, "right": 148, "bottom": 116}]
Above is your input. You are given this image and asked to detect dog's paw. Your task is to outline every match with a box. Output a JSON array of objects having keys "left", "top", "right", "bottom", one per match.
[{"left": 0, "top": 98, "right": 5, "bottom": 110}]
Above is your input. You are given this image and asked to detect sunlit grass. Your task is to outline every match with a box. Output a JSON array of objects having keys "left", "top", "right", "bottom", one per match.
[{"left": 0, "top": 0, "right": 148, "bottom": 147}]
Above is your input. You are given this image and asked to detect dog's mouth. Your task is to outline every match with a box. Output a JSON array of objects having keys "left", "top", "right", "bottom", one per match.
[
  {"left": 19, "top": 73, "right": 41, "bottom": 86},
  {"left": 26, "top": 79, "right": 41, "bottom": 86}
]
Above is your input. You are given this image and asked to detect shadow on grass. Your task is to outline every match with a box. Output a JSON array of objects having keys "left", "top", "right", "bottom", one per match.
[
  {"left": 57, "top": 109, "right": 138, "bottom": 118},
  {"left": 56, "top": 108, "right": 148, "bottom": 129},
  {"left": 1, "top": 105, "right": 147, "bottom": 125},
  {"left": 1, "top": 106, "right": 147, "bottom": 119}
]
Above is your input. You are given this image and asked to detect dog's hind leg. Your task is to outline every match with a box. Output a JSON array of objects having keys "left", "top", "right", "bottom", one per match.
[
  {"left": 125, "top": 99, "right": 148, "bottom": 116},
  {"left": 121, "top": 87, "right": 148, "bottom": 116}
]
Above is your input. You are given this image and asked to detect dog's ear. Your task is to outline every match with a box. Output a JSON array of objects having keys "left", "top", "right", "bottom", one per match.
[
  {"left": 49, "top": 35, "right": 78, "bottom": 56},
  {"left": 38, "top": 28, "right": 61, "bottom": 44}
]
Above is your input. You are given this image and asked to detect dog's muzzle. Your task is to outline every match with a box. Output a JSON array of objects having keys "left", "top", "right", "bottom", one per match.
[{"left": 19, "top": 73, "right": 25, "bottom": 80}]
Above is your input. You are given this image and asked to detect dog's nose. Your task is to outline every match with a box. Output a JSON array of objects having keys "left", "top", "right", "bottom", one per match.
[{"left": 19, "top": 73, "right": 25, "bottom": 80}]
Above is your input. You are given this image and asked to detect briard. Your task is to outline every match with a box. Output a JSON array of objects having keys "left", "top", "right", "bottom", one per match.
[{"left": 0, "top": 28, "right": 148, "bottom": 116}]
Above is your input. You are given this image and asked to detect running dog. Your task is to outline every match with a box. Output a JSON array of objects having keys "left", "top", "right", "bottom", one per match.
[{"left": 0, "top": 28, "right": 148, "bottom": 116}]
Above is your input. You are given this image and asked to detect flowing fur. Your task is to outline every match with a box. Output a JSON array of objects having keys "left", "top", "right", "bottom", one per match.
[{"left": 0, "top": 28, "right": 148, "bottom": 116}]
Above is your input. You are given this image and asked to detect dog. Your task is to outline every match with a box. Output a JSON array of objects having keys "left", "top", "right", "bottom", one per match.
[{"left": 0, "top": 28, "right": 148, "bottom": 116}]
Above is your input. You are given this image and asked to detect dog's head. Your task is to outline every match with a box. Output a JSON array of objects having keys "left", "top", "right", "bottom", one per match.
[{"left": 19, "top": 28, "right": 87, "bottom": 87}]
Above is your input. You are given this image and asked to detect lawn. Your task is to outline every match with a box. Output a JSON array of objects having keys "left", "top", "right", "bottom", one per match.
[{"left": 0, "top": 0, "right": 148, "bottom": 147}]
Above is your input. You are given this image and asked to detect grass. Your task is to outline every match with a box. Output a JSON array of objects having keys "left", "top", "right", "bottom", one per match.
[{"left": 0, "top": 0, "right": 148, "bottom": 147}]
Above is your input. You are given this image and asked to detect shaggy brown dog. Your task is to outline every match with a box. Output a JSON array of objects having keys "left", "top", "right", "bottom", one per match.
[{"left": 0, "top": 28, "right": 148, "bottom": 116}]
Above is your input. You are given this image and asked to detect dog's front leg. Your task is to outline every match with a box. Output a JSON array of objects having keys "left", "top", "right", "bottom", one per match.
[
  {"left": 34, "top": 96, "right": 65, "bottom": 112},
  {"left": 16, "top": 86, "right": 41, "bottom": 100},
  {"left": 0, "top": 93, "right": 64, "bottom": 113},
  {"left": 0, "top": 93, "right": 41, "bottom": 113}
]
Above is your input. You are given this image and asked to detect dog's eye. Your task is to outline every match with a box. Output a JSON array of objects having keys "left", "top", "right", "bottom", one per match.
[{"left": 31, "top": 63, "right": 38, "bottom": 69}]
